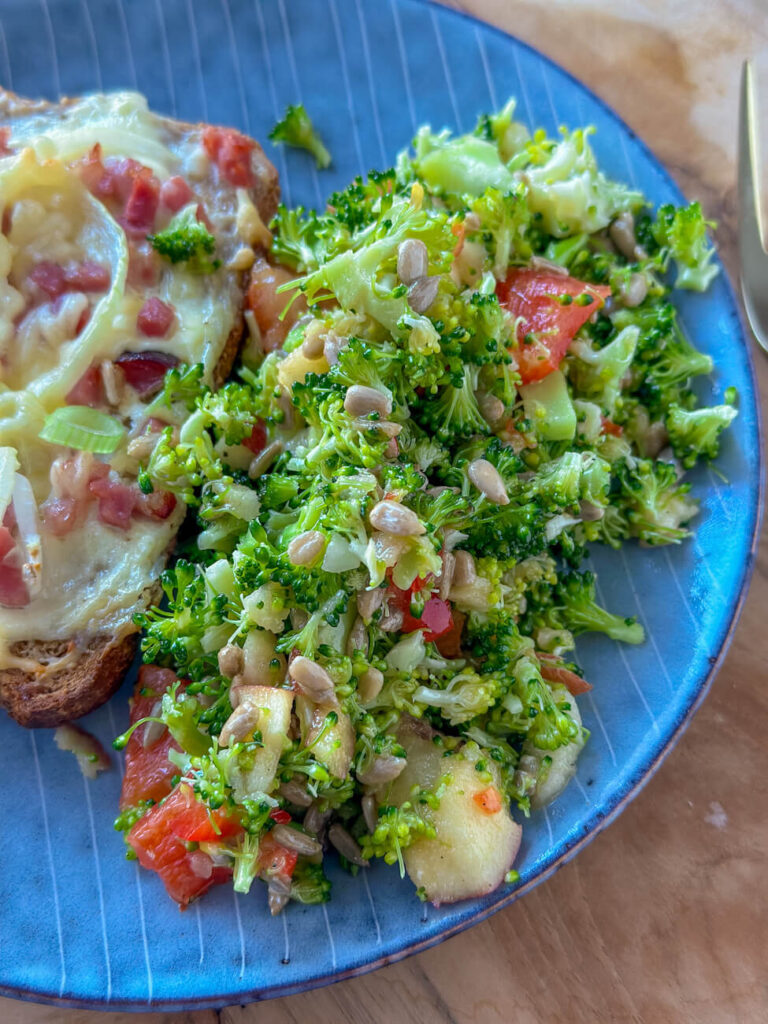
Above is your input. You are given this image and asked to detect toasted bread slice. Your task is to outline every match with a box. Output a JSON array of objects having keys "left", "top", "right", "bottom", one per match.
[{"left": 0, "top": 90, "right": 278, "bottom": 727}]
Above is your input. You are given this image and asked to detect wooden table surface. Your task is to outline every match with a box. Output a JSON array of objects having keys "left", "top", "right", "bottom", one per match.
[{"left": 4, "top": 2, "right": 767, "bottom": 1022}]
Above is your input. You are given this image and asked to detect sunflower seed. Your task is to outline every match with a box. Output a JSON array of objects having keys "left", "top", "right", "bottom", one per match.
[
  {"left": 351, "top": 417, "right": 403, "bottom": 439},
  {"left": 344, "top": 384, "right": 392, "bottom": 418},
  {"left": 357, "top": 587, "right": 385, "bottom": 621},
  {"left": 279, "top": 779, "right": 314, "bottom": 808},
  {"left": 609, "top": 212, "right": 641, "bottom": 261},
  {"left": 217, "top": 643, "right": 244, "bottom": 678},
  {"left": 271, "top": 824, "right": 323, "bottom": 856},
  {"left": 287, "top": 530, "right": 325, "bottom": 567},
  {"left": 438, "top": 550, "right": 455, "bottom": 601},
  {"left": 476, "top": 391, "right": 505, "bottom": 426},
  {"left": 357, "top": 754, "right": 406, "bottom": 786},
  {"left": 369, "top": 499, "right": 425, "bottom": 536},
  {"left": 408, "top": 275, "right": 440, "bottom": 313},
  {"left": 378, "top": 603, "right": 404, "bottom": 633},
  {"left": 619, "top": 272, "right": 648, "bottom": 308},
  {"left": 397, "top": 238, "right": 428, "bottom": 285},
  {"left": 289, "top": 656, "right": 337, "bottom": 705},
  {"left": 219, "top": 704, "right": 260, "bottom": 746},
  {"left": 304, "top": 802, "right": 330, "bottom": 836},
  {"left": 268, "top": 874, "right": 292, "bottom": 915},
  {"left": 362, "top": 794, "right": 379, "bottom": 834},
  {"left": 468, "top": 458, "right": 509, "bottom": 505},
  {"left": 357, "top": 666, "right": 384, "bottom": 703},
  {"left": 301, "top": 320, "right": 326, "bottom": 359},
  {"left": 579, "top": 500, "right": 605, "bottom": 522},
  {"left": 452, "top": 550, "right": 476, "bottom": 587},
  {"left": 328, "top": 823, "right": 369, "bottom": 867},
  {"left": 248, "top": 439, "right": 283, "bottom": 480},
  {"left": 347, "top": 616, "right": 367, "bottom": 655},
  {"left": 529, "top": 255, "right": 569, "bottom": 276}
]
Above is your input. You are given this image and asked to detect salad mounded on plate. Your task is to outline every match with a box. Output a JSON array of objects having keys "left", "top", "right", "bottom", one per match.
[{"left": 114, "top": 101, "right": 737, "bottom": 912}]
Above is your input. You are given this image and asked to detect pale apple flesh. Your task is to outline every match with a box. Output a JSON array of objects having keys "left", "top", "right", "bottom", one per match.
[{"left": 384, "top": 728, "right": 522, "bottom": 906}]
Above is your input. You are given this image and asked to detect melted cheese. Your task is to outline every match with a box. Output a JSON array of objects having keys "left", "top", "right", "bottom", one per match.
[
  {"left": 4, "top": 92, "right": 177, "bottom": 180},
  {"left": 0, "top": 502, "right": 183, "bottom": 654},
  {"left": 0, "top": 90, "right": 249, "bottom": 658}
]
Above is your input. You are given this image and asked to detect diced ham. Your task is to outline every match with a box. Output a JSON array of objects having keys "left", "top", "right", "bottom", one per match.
[
  {"left": 122, "top": 174, "right": 160, "bottom": 236},
  {"left": 65, "top": 364, "right": 105, "bottom": 407},
  {"left": 0, "top": 525, "right": 14, "bottom": 559},
  {"left": 127, "top": 241, "right": 161, "bottom": 289},
  {"left": 64, "top": 261, "right": 111, "bottom": 293},
  {"left": 201, "top": 126, "right": 256, "bottom": 188},
  {"left": 74, "top": 144, "right": 112, "bottom": 199},
  {"left": 115, "top": 350, "right": 178, "bottom": 398},
  {"left": 0, "top": 127, "right": 12, "bottom": 157},
  {"left": 0, "top": 517, "right": 28, "bottom": 609},
  {"left": 135, "top": 490, "right": 177, "bottom": 520},
  {"left": 137, "top": 297, "right": 176, "bottom": 338},
  {"left": 29, "top": 261, "right": 66, "bottom": 300},
  {"left": 160, "top": 175, "right": 194, "bottom": 213},
  {"left": 89, "top": 474, "right": 177, "bottom": 530},
  {"left": 195, "top": 203, "right": 214, "bottom": 232},
  {"left": 39, "top": 496, "right": 78, "bottom": 536},
  {"left": 75, "top": 305, "right": 91, "bottom": 336},
  {"left": 0, "top": 560, "right": 28, "bottom": 608},
  {"left": 108, "top": 157, "right": 151, "bottom": 203},
  {"left": 242, "top": 421, "right": 267, "bottom": 454},
  {"left": 144, "top": 416, "right": 170, "bottom": 433},
  {"left": 89, "top": 475, "right": 136, "bottom": 530}
]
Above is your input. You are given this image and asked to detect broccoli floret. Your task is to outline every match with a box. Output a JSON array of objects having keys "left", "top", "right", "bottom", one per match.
[
  {"left": 523, "top": 126, "right": 643, "bottom": 237},
  {"left": 415, "top": 364, "right": 489, "bottom": 443},
  {"left": 508, "top": 655, "right": 581, "bottom": 751},
  {"left": 554, "top": 571, "right": 644, "bottom": 644},
  {"left": 290, "top": 861, "right": 332, "bottom": 904},
  {"left": 468, "top": 185, "right": 532, "bottom": 277},
  {"left": 359, "top": 802, "right": 436, "bottom": 875},
  {"left": 148, "top": 204, "right": 219, "bottom": 272},
  {"left": 134, "top": 560, "right": 227, "bottom": 679},
  {"left": 474, "top": 98, "right": 530, "bottom": 163},
  {"left": 666, "top": 402, "right": 737, "bottom": 469},
  {"left": 616, "top": 457, "right": 698, "bottom": 545},
  {"left": 533, "top": 451, "right": 610, "bottom": 512},
  {"left": 269, "top": 204, "right": 343, "bottom": 273},
  {"left": 643, "top": 201, "right": 718, "bottom": 291},
  {"left": 285, "top": 193, "right": 454, "bottom": 354},
  {"left": 269, "top": 103, "right": 332, "bottom": 168},
  {"left": 464, "top": 609, "right": 536, "bottom": 675},
  {"left": 569, "top": 324, "right": 640, "bottom": 416},
  {"left": 413, "top": 669, "right": 506, "bottom": 725},
  {"left": 407, "top": 487, "right": 473, "bottom": 535}
]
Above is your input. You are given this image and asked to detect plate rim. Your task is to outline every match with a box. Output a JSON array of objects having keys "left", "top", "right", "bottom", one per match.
[{"left": 0, "top": 0, "right": 763, "bottom": 1010}]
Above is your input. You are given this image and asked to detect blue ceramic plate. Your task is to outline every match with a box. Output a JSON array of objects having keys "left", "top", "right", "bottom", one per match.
[{"left": 0, "top": 0, "right": 761, "bottom": 1010}]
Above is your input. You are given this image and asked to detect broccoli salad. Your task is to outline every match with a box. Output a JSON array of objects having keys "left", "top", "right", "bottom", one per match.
[{"left": 114, "top": 100, "right": 737, "bottom": 911}]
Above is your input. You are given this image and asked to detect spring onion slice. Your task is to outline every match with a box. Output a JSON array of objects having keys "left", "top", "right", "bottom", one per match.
[{"left": 39, "top": 405, "right": 125, "bottom": 454}]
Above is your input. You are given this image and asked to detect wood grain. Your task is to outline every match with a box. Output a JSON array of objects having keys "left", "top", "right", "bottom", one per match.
[{"left": 3, "top": 2, "right": 767, "bottom": 1022}]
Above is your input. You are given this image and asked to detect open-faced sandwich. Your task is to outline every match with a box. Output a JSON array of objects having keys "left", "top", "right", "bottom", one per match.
[{"left": 0, "top": 90, "right": 278, "bottom": 726}]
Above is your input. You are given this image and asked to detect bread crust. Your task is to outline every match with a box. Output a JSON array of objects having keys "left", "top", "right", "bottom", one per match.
[
  {"left": 0, "top": 634, "right": 140, "bottom": 728},
  {"left": 0, "top": 89, "right": 278, "bottom": 727}
]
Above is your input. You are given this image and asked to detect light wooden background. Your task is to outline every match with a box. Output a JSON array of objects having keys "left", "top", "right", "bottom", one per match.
[{"left": 4, "top": 1, "right": 768, "bottom": 1021}]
